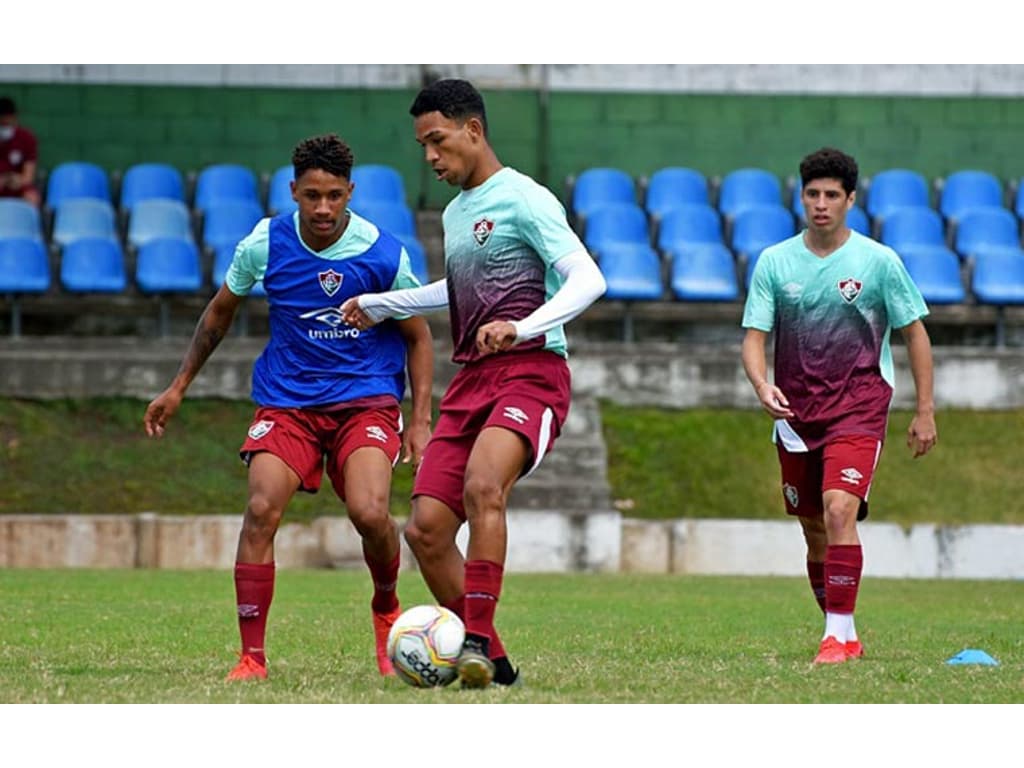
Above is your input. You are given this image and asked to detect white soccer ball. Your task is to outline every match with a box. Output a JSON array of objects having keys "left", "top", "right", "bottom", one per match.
[{"left": 386, "top": 605, "right": 465, "bottom": 688}]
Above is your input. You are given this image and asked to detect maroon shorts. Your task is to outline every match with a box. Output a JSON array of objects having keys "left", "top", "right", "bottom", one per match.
[
  {"left": 776, "top": 434, "right": 883, "bottom": 521},
  {"left": 413, "top": 350, "right": 572, "bottom": 519},
  {"left": 239, "top": 405, "right": 402, "bottom": 500}
]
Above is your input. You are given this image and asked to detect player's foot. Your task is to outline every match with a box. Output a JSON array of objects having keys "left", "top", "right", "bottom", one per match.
[
  {"left": 813, "top": 636, "right": 849, "bottom": 665},
  {"left": 845, "top": 639, "right": 864, "bottom": 659},
  {"left": 457, "top": 635, "right": 495, "bottom": 688},
  {"left": 226, "top": 653, "right": 267, "bottom": 681},
  {"left": 372, "top": 606, "right": 402, "bottom": 676},
  {"left": 493, "top": 656, "right": 521, "bottom": 687}
]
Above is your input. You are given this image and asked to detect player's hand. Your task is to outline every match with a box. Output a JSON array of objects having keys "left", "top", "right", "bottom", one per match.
[
  {"left": 476, "top": 320, "right": 517, "bottom": 356},
  {"left": 340, "top": 297, "right": 376, "bottom": 330},
  {"left": 143, "top": 389, "right": 183, "bottom": 438},
  {"left": 756, "top": 381, "right": 795, "bottom": 420},
  {"left": 401, "top": 420, "right": 432, "bottom": 471},
  {"left": 907, "top": 410, "right": 937, "bottom": 458}
]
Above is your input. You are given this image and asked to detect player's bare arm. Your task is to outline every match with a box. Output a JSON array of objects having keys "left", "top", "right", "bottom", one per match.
[
  {"left": 901, "top": 319, "right": 938, "bottom": 458},
  {"left": 397, "top": 315, "right": 434, "bottom": 468},
  {"left": 143, "top": 285, "right": 243, "bottom": 437},
  {"left": 741, "top": 327, "right": 795, "bottom": 420}
]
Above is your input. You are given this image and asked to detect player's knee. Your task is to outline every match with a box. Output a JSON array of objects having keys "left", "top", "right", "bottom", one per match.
[
  {"left": 404, "top": 517, "right": 437, "bottom": 556},
  {"left": 823, "top": 496, "right": 858, "bottom": 534},
  {"left": 243, "top": 494, "right": 283, "bottom": 539},
  {"left": 348, "top": 496, "right": 392, "bottom": 539},
  {"left": 462, "top": 474, "right": 505, "bottom": 517}
]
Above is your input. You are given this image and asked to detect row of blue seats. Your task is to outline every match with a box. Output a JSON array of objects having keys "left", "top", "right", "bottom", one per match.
[
  {"left": 569, "top": 167, "right": 1024, "bottom": 225},
  {"left": 596, "top": 241, "right": 1024, "bottom": 306}
]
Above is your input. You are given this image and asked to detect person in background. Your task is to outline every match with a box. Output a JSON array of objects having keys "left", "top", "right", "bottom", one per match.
[{"left": 0, "top": 97, "right": 40, "bottom": 207}]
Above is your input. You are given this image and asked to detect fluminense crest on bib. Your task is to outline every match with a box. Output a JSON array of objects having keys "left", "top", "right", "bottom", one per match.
[
  {"left": 473, "top": 218, "right": 494, "bottom": 246},
  {"left": 319, "top": 268, "right": 344, "bottom": 297},
  {"left": 838, "top": 277, "right": 862, "bottom": 303}
]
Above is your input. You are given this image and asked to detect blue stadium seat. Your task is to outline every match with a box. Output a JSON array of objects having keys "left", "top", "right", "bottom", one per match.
[
  {"left": 571, "top": 168, "right": 636, "bottom": 222},
  {"left": 45, "top": 161, "right": 111, "bottom": 210},
  {"left": 351, "top": 164, "right": 406, "bottom": 208},
  {"left": 597, "top": 242, "right": 664, "bottom": 300},
  {"left": 644, "top": 167, "right": 709, "bottom": 219},
  {"left": 202, "top": 200, "right": 265, "bottom": 252},
  {"left": 583, "top": 203, "right": 649, "bottom": 255},
  {"left": 880, "top": 206, "right": 945, "bottom": 252},
  {"left": 212, "top": 244, "right": 265, "bottom": 296},
  {"left": 846, "top": 205, "right": 871, "bottom": 236},
  {"left": 718, "top": 168, "right": 782, "bottom": 219},
  {"left": 897, "top": 245, "right": 966, "bottom": 305},
  {"left": 954, "top": 207, "right": 1020, "bottom": 260},
  {"left": 0, "top": 199, "right": 44, "bottom": 240},
  {"left": 194, "top": 164, "right": 260, "bottom": 214},
  {"left": 398, "top": 234, "right": 429, "bottom": 284},
  {"left": 938, "top": 170, "right": 1003, "bottom": 223},
  {"left": 0, "top": 237, "right": 50, "bottom": 293},
  {"left": 971, "top": 248, "right": 1024, "bottom": 305},
  {"left": 354, "top": 201, "right": 416, "bottom": 239},
  {"left": 136, "top": 237, "right": 203, "bottom": 294},
  {"left": 730, "top": 204, "right": 795, "bottom": 260},
  {"left": 119, "top": 163, "right": 185, "bottom": 213},
  {"left": 865, "top": 169, "right": 929, "bottom": 223},
  {"left": 60, "top": 237, "right": 127, "bottom": 293},
  {"left": 267, "top": 165, "right": 297, "bottom": 216},
  {"left": 0, "top": 237, "right": 50, "bottom": 336},
  {"left": 669, "top": 243, "right": 739, "bottom": 302},
  {"left": 656, "top": 204, "right": 723, "bottom": 253},
  {"left": 52, "top": 198, "right": 118, "bottom": 247},
  {"left": 127, "top": 199, "right": 194, "bottom": 249}
]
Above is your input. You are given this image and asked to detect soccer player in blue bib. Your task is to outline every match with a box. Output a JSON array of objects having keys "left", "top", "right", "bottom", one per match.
[
  {"left": 144, "top": 134, "right": 433, "bottom": 681},
  {"left": 742, "top": 147, "right": 938, "bottom": 664},
  {"left": 342, "top": 79, "right": 607, "bottom": 687}
]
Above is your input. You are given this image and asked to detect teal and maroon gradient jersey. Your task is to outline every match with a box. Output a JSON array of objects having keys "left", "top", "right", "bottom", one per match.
[{"left": 742, "top": 230, "right": 928, "bottom": 450}]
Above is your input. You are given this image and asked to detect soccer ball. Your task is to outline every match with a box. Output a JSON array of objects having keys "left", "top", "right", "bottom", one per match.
[{"left": 386, "top": 604, "right": 465, "bottom": 688}]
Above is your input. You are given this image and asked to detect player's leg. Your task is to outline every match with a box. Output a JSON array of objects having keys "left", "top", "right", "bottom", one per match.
[
  {"left": 404, "top": 494, "right": 466, "bottom": 607},
  {"left": 457, "top": 425, "right": 530, "bottom": 688},
  {"left": 229, "top": 451, "right": 301, "bottom": 680},
  {"left": 778, "top": 443, "right": 827, "bottom": 613},
  {"left": 328, "top": 407, "right": 404, "bottom": 675}
]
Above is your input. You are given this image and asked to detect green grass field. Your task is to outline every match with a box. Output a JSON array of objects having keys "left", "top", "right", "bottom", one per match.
[{"left": 1, "top": 569, "right": 1020, "bottom": 704}]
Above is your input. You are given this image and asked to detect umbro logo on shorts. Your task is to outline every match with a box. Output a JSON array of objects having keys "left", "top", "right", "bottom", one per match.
[
  {"left": 503, "top": 406, "right": 529, "bottom": 425},
  {"left": 366, "top": 426, "right": 388, "bottom": 443},
  {"left": 841, "top": 467, "right": 863, "bottom": 485},
  {"left": 248, "top": 420, "right": 275, "bottom": 440}
]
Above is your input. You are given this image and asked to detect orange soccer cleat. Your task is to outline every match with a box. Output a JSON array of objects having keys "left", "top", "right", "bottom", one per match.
[
  {"left": 813, "top": 636, "right": 850, "bottom": 665},
  {"left": 373, "top": 606, "right": 402, "bottom": 676},
  {"left": 226, "top": 653, "right": 268, "bottom": 681}
]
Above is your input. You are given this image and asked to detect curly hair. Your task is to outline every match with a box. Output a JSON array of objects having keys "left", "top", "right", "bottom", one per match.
[
  {"left": 799, "top": 147, "right": 858, "bottom": 194},
  {"left": 409, "top": 78, "right": 488, "bottom": 135},
  {"left": 291, "top": 134, "right": 354, "bottom": 180}
]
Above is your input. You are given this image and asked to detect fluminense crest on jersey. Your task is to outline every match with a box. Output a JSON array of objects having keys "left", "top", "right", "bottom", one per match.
[
  {"left": 838, "top": 277, "right": 862, "bottom": 303},
  {"left": 473, "top": 218, "right": 495, "bottom": 246},
  {"left": 319, "top": 268, "right": 344, "bottom": 296}
]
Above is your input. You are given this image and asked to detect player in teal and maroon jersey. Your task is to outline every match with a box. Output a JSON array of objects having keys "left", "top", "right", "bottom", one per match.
[
  {"left": 342, "top": 78, "right": 607, "bottom": 687},
  {"left": 144, "top": 134, "right": 433, "bottom": 682},
  {"left": 741, "top": 147, "right": 938, "bottom": 664}
]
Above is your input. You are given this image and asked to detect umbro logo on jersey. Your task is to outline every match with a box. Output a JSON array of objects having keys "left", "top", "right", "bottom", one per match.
[
  {"left": 319, "top": 269, "right": 344, "bottom": 297},
  {"left": 366, "top": 426, "right": 388, "bottom": 443},
  {"left": 248, "top": 420, "right": 275, "bottom": 440},
  {"left": 473, "top": 218, "right": 495, "bottom": 246},
  {"left": 840, "top": 467, "right": 863, "bottom": 485},
  {"left": 783, "top": 482, "right": 799, "bottom": 509},
  {"left": 503, "top": 406, "right": 528, "bottom": 425},
  {"left": 838, "top": 277, "right": 862, "bottom": 303}
]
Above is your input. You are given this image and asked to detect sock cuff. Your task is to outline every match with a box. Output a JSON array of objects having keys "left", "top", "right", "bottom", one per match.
[
  {"left": 235, "top": 562, "right": 276, "bottom": 581},
  {"left": 826, "top": 545, "right": 863, "bottom": 567}
]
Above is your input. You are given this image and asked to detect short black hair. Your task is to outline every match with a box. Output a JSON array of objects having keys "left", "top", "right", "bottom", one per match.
[
  {"left": 409, "top": 78, "right": 488, "bottom": 135},
  {"left": 291, "top": 134, "right": 354, "bottom": 179},
  {"left": 0, "top": 97, "right": 16, "bottom": 117},
  {"left": 800, "top": 147, "right": 858, "bottom": 194}
]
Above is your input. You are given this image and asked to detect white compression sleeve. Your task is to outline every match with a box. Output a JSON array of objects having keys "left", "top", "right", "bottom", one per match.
[
  {"left": 511, "top": 250, "right": 607, "bottom": 342},
  {"left": 357, "top": 278, "right": 449, "bottom": 323}
]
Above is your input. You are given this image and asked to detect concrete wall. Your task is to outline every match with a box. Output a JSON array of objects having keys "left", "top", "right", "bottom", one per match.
[{"left": 3, "top": 512, "right": 1020, "bottom": 580}]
